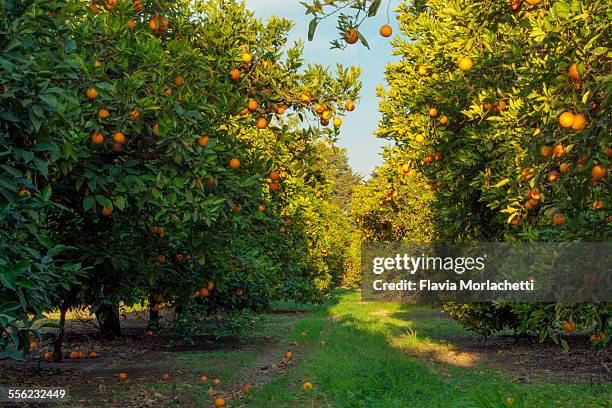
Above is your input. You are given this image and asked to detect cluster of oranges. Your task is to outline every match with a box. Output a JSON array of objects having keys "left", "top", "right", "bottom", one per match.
[
  {"left": 42, "top": 350, "right": 97, "bottom": 361},
  {"left": 148, "top": 15, "right": 169, "bottom": 35},
  {"left": 86, "top": 87, "right": 129, "bottom": 149}
]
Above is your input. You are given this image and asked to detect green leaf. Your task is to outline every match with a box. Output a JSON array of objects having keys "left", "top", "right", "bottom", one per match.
[
  {"left": 83, "top": 196, "right": 95, "bottom": 211},
  {"left": 308, "top": 18, "right": 318, "bottom": 41}
]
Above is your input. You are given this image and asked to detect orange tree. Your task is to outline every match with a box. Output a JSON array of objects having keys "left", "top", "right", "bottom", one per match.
[
  {"left": 309, "top": 0, "right": 610, "bottom": 346},
  {"left": 1, "top": 0, "right": 360, "bottom": 359}
]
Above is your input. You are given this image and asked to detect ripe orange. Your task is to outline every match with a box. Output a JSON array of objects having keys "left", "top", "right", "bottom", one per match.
[
  {"left": 248, "top": 99, "right": 259, "bottom": 111},
  {"left": 321, "top": 110, "right": 332, "bottom": 120},
  {"left": 540, "top": 145, "right": 553, "bottom": 158},
  {"left": 279, "top": 226, "right": 285, "bottom": 233},
  {"left": 276, "top": 105, "right": 286, "bottom": 114},
  {"left": 18, "top": 188, "right": 31, "bottom": 198},
  {"left": 571, "top": 114, "right": 587, "bottom": 131},
  {"left": 320, "top": 118, "right": 329, "bottom": 126},
  {"left": 242, "top": 384, "right": 253, "bottom": 393},
  {"left": 156, "top": 254, "right": 166, "bottom": 263},
  {"left": 229, "top": 158, "right": 241, "bottom": 169},
  {"left": 344, "top": 28, "right": 359, "bottom": 44},
  {"left": 439, "top": 115, "right": 448, "bottom": 125},
  {"left": 553, "top": 144, "right": 564, "bottom": 158},
  {"left": 102, "top": 207, "right": 112, "bottom": 217},
  {"left": 256, "top": 117, "right": 268, "bottom": 129},
  {"left": 604, "top": 147, "right": 612, "bottom": 158},
  {"left": 130, "top": 109, "right": 141, "bottom": 120},
  {"left": 568, "top": 63, "right": 580, "bottom": 80},
  {"left": 563, "top": 321, "right": 576, "bottom": 332},
  {"left": 269, "top": 181, "right": 280, "bottom": 191},
  {"left": 117, "top": 372, "right": 128, "bottom": 381},
  {"left": 239, "top": 107, "right": 249, "bottom": 115},
  {"left": 214, "top": 398, "right": 225, "bottom": 407},
  {"left": 204, "top": 177, "right": 215, "bottom": 186},
  {"left": 303, "top": 382, "right": 313, "bottom": 391},
  {"left": 415, "top": 134, "right": 425, "bottom": 144},
  {"left": 199, "top": 375, "right": 208, "bottom": 383},
  {"left": 70, "top": 351, "right": 79, "bottom": 359},
  {"left": 44, "top": 352, "right": 53, "bottom": 361},
  {"left": 152, "top": 122, "right": 159, "bottom": 135},
  {"left": 558, "top": 111, "right": 575, "bottom": 128},
  {"left": 434, "top": 151, "right": 442, "bottom": 161},
  {"left": 89, "top": 351, "right": 97, "bottom": 358},
  {"left": 346, "top": 100, "right": 356, "bottom": 111},
  {"left": 401, "top": 163, "right": 411, "bottom": 174},
  {"left": 270, "top": 171, "right": 281, "bottom": 181},
  {"left": 548, "top": 171, "right": 560, "bottom": 182},
  {"left": 422, "top": 155, "right": 433, "bottom": 164},
  {"left": 552, "top": 213, "right": 566, "bottom": 226},
  {"left": 128, "top": 20, "right": 137, "bottom": 29},
  {"left": 94, "top": 60, "right": 102, "bottom": 68},
  {"left": 511, "top": 218, "right": 520, "bottom": 226},
  {"left": 236, "top": 289, "right": 244, "bottom": 296},
  {"left": 230, "top": 69, "right": 241, "bottom": 81},
  {"left": 593, "top": 200, "right": 604, "bottom": 210},
  {"left": 380, "top": 24, "right": 393, "bottom": 37},
  {"left": 333, "top": 117, "right": 342, "bottom": 128},
  {"left": 428, "top": 107, "right": 438, "bottom": 117},
  {"left": 197, "top": 135, "right": 209, "bottom": 147},
  {"left": 30, "top": 340, "right": 38, "bottom": 349},
  {"left": 213, "top": 378, "right": 221, "bottom": 385},
  {"left": 525, "top": 0, "right": 541, "bottom": 4},
  {"left": 458, "top": 56, "right": 473, "bottom": 72},
  {"left": 207, "top": 281, "right": 214, "bottom": 291},
  {"left": 417, "top": 66, "right": 428, "bottom": 76},
  {"left": 161, "top": 373, "right": 170, "bottom": 381},
  {"left": 146, "top": 330, "right": 153, "bottom": 337},
  {"left": 86, "top": 87, "right": 98, "bottom": 99},
  {"left": 592, "top": 165, "right": 606, "bottom": 180},
  {"left": 91, "top": 132, "right": 104, "bottom": 145},
  {"left": 258, "top": 204, "right": 265, "bottom": 212},
  {"left": 559, "top": 162, "right": 571, "bottom": 174},
  {"left": 113, "top": 132, "right": 125, "bottom": 144},
  {"left": 497, "top": 100, "right": 507, "bottom": 111},
  {"left": 148, "top": 19, "right": 158, "bottom": 30},
  {"left": 174, "top": 75, "right": 183, "bottom": 87},
  {"left": 285, "top": 351, "right": 293, "bottom": 359}
]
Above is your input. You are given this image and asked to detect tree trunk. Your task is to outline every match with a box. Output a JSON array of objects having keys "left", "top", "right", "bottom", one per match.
[
  {"left": 53, "top": 306, "right": 67, "bottom": 362},
  {"left": 149, "top": 305, "right": 159, "bottom": 329},
  {"left": 96, "top": 302, "right": 121, "bottom": 338}
]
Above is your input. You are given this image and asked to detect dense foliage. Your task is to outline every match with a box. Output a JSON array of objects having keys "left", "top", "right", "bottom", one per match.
[{"left": 0, "top": 0, "right": 360, "bottom": 359}]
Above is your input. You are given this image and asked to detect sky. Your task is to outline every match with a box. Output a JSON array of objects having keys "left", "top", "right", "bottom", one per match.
[{"left": 244, "top": 0, "right": 401, "bottom": 178}]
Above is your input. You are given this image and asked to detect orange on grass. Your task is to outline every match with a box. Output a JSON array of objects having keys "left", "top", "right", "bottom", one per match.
[
  {"left": 102, "top": 207, "right": 112, "bottom": 217},
  {"left": 117, "top": 372, "right": 128, "bottom": 381},
  {"left": 380, "top": 24, "right": 393, "bottom": 37},
  {"left": 285, "top": 351, "right": 293, "bottom": 359},
  {"left": 592, "top": 165, "right": 606, "bottom": 180},
  {"left": 230, "top": 69, "right": 241, "bottom": 81},
  {"left": 344, "top": 28, "right": 359, "bottom": 44},
  {"left": 242, "top": 384, "right": 253, "bottom": 394},
  {"left": 113, "top": 132, "right": 125, "bottom": 144},
  {"left": 256, "top": 117, "right": 268, "bottom": 129},
  {"left": 248, "top": 99, "right": 259, "bottom": 111},
  {"left": 552, "top": 213, "right": 566, "bottom": 226},
  {"left": 197, "top": 135, "right": 209, "bottom": 147},
  {"left": 199, "top": 375, "right": 208, "bottom": 383},
  {"left": 458, "top": 56, "right": 473, "bottom": 72},
  {"left": 571, "top": 114, "right": 587, "bottom": 131},
  {"left": 213, "top": 378, "right": 221, "bottom": 385},
  {"left": 86, "top": 87, "right": 99, "bottom": 99},
  {"left": 229, "top": 158, "right": 241, "bottom": 169},
  {"left": 303, "top": 382, "right": 313, "bottom": 391},
  {"left": 214, "top": 398, "right": 225, "bottom": 407},
  {"left": 558, "top": 111, "right": 575, "bottom": 128}
]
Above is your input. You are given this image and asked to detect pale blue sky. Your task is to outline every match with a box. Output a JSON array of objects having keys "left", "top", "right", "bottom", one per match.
[{"left": 245, "top": 0, "right": 401, "bottom": 178}]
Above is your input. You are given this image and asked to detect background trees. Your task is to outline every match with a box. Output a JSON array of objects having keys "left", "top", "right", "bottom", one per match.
[{"left": 1, "top": 0, "right": 360, "bottom": 359}]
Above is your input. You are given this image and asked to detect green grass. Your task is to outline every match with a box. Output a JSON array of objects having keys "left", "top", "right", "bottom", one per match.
[{"left": 248, "top": 289, "right": 611, "bottom": 408}]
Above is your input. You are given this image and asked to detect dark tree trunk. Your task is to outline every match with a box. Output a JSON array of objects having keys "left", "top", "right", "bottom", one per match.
[
  {"left": 53, "top": 306, "right": 67, "bottom": 362},
  {"left": 96, "top": 302, "right": 121, "bottom": 338},
  {"left": 149, "top": 305, "right": 159, "bottom": 329}
]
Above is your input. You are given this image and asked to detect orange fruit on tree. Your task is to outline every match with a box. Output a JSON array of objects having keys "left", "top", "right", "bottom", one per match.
[
  {"left": 401, "top": 163, "right": 411, "bottom": 174},
  {"left": 130, "top": 109, "right": 141, "bottom": 120},
  {"left": 248, "top": 99, "right": 259, "bottom": 111},
  {"left": 29, "top": 340, "right": 38, "bottom": 349},
  {"left": 269, "top": 171, "right": 280, "bottom": 181},
  {"left": 422, "top": 155, "right": 433, "bottom": 164},
  {"left": 417, "top": 66, "right": 428, "bottom": 76},
  {"left": 269, "top": 181, "right": 280, "bottom": 191},
  {"left": 303, "top": 382, "right": 313, "bottom": 391},
  {"left": 214, "top": 398, "right": 225, "bottom": 407},
  {"left": 229, "top": 158, "right": 241, "bottom": 169},
  {"left": 548, "top": 171, "right": 560, "bottom": 182},
  {"left": 128, "top": 20, "right": 137, "bottom": 29},
  {"left": 70, "top": 351, "right": 79, "bottom": 359},
  {"left": 571, "top": 114, "right": 587, "bottom": 131},
  {"left": 89, "top": 351, "right": 97, "bottom": 358},
  {"left": 563, "top": 321, "right": 576, "bottom": 332},
  {"left": 79, "top": 351, "right": 86, "bottom": 359},
  {"left": 511, "top": 218, "right": 520, "bottom": 226},
  {"left": 258, "top": 204, "right": 265, "bottom": 212},
  {"left": 333, "top": 117, "right": 342, "bottom": 128},
  {"left": 117, "top": 372, "right": 128, "bottom": 381},
  {"left": 94, "top": 59, "right": 102, "bottom": 68},
  {"left": 256, "top": 117, "right": 268, "bottom": 129},
  {"left": 434, "top": 151, "right": 442, "bottom": 161},
  {"left": 552, "top": 213, "right": 566, "bottom": 226},
  {"left": 346, "top": 100, "right": 356, "bottom": 111},
  {"left": 279, "top": 226, "right": 286, "bottom": 233},
  {"left": 604, "top": 147, "right": 612, "bottom": 158},
  {"left": 322, "top": 110, "right": 333, "bottom": 120},
  {"left": 230, "top": 69, "right": 241, "bottom": 81},
  {"left": 458, "top": 56, "right": 473, "bottom": 71},
  {"left": 102, "top": 207, "right": 112, "bottom": 217},
  {"left": 593, "top": 200, "right": 604, "bottom": 210},
  {"left": 86, "top": 87, "right": 98, "bottom": 99},
  {"left": 592, "top": 165, "right": 606, "bottom": 180},
  {"left": 558, "top": 111, "right": 575, "bottom": 128},
  {"left": 415, "top": 134, "right": 425, "bottom": 144},
  {"left": 276, "top": 105, "right": 286, "bottom": 114},
  {"left": 428, "top": 107, "right": 438, "bottom": 117},
  {"left": 236, "top": 289, "right": 244, "bottom": 296},
  {"left": 559, "top": 162, "right": 571, "bottom": 174},
  {"left": 439, "top": 115, "right": 448, "bottom": 125},
  {"left": 380, "top": 24, "right": 393, "bottom": 37},
  {"left": 568, "top": 63, "right": 580, "bottom": 80},
  {"left": 553, "top": 144, "right": 565, "bottom": 158},
  {"left": 344, "top": 28, "right": 359, "bottom": 44},
  {"left": 242, "top": 52, "right": 253, "bottom": 63},
  {"left": 540, "top": 145, "right": 553, "bottom": 158},
  {"left": 497, "top": 100, "right": 507, "bottom": 111},
  {"left": 113, "top": 132, "right": 125, "bottom": 144},
  {"left": 146, "top": 330, "right": 153, "bottom": 337},
  {"left": 197, "top": 135, "right": 209, "bottom": 147},
  {"left": 153, "top": 292, "right": 163, "bottom": 301},
  {"left": 207, "top": 281, "right": 214, "bottom": 291},
  {"left": 525, "top": 0, "right": 541, "bottom": 4},
  {"left": 239, "top": 107, "right": 249, "bottom": 115},
  {"left": 156, "top": 254, "right": 166, "bottom": 263}
]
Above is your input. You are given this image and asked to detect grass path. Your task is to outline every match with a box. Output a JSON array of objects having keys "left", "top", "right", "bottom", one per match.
[{"left": 246, "top": 289, "right": 610, "bottom": 408}]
